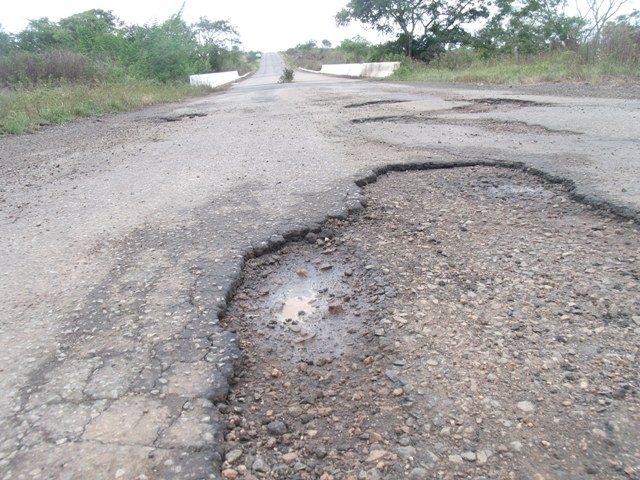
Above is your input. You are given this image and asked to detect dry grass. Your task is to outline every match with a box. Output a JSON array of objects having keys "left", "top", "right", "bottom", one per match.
[{"left": 0, "top": 80, "right": 212, "bottom": 134}]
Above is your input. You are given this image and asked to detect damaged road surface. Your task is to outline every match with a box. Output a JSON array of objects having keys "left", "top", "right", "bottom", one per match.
[
  {"left": 0, "top": 52, "right": 639, "bottom": 479},
  {"left": 222, "top": 167, "right": 639, "bottom": 479}
]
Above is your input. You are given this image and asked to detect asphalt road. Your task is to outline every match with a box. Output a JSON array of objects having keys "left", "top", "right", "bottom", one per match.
[
  {"left": 0, "top": 54, "right": 638, "bottom": 479},
  {"left": 254, "top": 51, "right": 286, "bottom": 78}
]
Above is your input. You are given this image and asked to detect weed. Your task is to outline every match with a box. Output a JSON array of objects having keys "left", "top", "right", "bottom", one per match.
[{"left": 278, "top": 67, "right": 295, "bottom": 83}]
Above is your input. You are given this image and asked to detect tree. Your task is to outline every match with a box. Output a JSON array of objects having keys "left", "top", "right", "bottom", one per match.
[
  {"left": 17, "top": 18, "right": 70, "bottom": 52},
  {"left": 4, "top": 6, "right": 249, "bottom": 84},
  {"left": 193, "top": 18, "right": 239, "bottom": 48},
  {"left": 336, "top": 0, "right": 489, "bottom": 59},
  {"left": 322, "top": 39, "right": 333, "bottom": 48},
  {"left": 577, "top": 0, "right": 630, "bottom": 42},
  {"left": 57, "top": 9, "right": 120, "bottom": 54},
  {"left": 131, "top": 13, "right": 200, "bottom": 82},
  {"left": 0, "top": 25, "right": 15, "bottom": 55},
  {"left": 338, "top": 36, "right": 372, "bottom": 61},
  {"left": 597, "top": 9, "right": 640, "bottom": 64},
  {"left": 192, "top": 18, "right": 241, "bottom": 71},
  {"left": 476, "top": 0, "right": 585, "bottom": 55},
  {"left": 296, "top": 39, "right": 318, "bottom": 51}
]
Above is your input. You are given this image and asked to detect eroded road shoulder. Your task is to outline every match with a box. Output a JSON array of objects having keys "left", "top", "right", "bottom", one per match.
[{"left": 220, "top": 166, "right": 639, "bottom": 480}]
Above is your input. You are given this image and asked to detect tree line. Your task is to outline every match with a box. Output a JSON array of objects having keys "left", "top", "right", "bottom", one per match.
[
  {"left": 336, "top": 0, "right": 639, "bottom": 64},
  {"left": 0, "top": 8, "right": 259, "bottom": 86}
]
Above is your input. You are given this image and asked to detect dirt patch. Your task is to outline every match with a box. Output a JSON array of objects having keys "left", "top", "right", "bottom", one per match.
[{"left": 219, "top": 166, "right": 639, "bottom": 480}]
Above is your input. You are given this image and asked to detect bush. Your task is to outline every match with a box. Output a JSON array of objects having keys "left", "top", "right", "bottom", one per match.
[
  {"left": 596, "top": 18, "right": 640, "bottom": 67},
  {"left": 337, "top": 37, "right": 373, "bottom": 62},
  {"left": 0, "top": 50, "right": 102, "bottom": 87},
  {"left": 278, "top": 67, "right": 295, "bottom": 83}
]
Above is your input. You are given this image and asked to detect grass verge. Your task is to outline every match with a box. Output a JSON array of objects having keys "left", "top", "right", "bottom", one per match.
[
  {"left": 0, "top": 80, "right": 213, "bottom": 135},
  {"left": 390, "top": 51, "right": 640, "bottom": 85}
]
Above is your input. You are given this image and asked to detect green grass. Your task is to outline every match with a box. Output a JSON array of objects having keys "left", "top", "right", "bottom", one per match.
[
  {"left": 0, "top": 80, "right": 213, "bottom": 135},
  {"left": 391, "top": 51, "right": 640, "bottom": 85}
]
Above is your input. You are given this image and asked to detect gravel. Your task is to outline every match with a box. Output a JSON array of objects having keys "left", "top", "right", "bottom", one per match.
[{"left": 220, "top": 166, "right": 639, "bottom": 479}]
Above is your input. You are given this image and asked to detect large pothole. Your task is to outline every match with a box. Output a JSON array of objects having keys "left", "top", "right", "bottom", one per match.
[
  {"left": 351, "top": 115, "right": 576, "bottom": 135},
  {"left": 219, "top": 166, "right": 639, "bottom": 480}
]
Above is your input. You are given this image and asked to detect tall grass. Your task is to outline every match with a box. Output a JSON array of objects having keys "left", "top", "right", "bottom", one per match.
[
  {"left": 391, "top": 49, "right": 640, "bottom": 84},
  {"left": 0, "top": 80, "right": 212, "bottom": 134}
]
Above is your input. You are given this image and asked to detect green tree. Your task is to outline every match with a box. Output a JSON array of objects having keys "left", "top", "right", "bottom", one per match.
[
  {"left": 17, "top": 18, "right": 70, "bottom": 52},
  {"left": 476, "top": 0, "right": 584, "bottom": 56},
  {"left": 338, "top": 36, "right": 372, "bottom": 61},
  {"left": 131, "top": 14, "right": 200, "bottom": 82},
  {"left": 5, "top": 7, "right": 249, "bottom": 84},
  {"left": 206, "top": 44, "right": 250, "bottom": 73},
  {"left": 192, "top": 18, "right": 241, "bottom": 71},
  {"left": 193, "top": 18, "right": 239, "bottom": 47},
  {"left": 57, "top": 9, "right": 122, "bottom": 55},
  {"left": 296, "top": 39, "right": 318, "bottom": 51},
  {"left": 0, "top": 25, "right": 15, "bottom": 55},
  {"left": 336, "top": 0, "right": 488, "bottom": 59}
]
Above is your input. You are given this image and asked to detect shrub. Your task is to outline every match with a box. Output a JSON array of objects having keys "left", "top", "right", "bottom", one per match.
[
  {"left": 0, "top": 50, "right": 101, "bottom": 87},
  {"left": 278, "top": 67, "right": 295, "bottom": 83}
]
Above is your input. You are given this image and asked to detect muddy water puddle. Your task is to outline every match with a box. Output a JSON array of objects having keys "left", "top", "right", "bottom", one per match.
[{"left": 224, "top": 246, "right": 380, "bottom": 365}]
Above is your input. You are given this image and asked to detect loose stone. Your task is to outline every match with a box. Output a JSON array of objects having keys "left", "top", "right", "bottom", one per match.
[
  {"left": 461, "top": 451, "right": 477, "bottom": 462},
  {"left": 517, "top": 401, "right": 535, "bottom": 412},
  {"left": 252, "top": 458, "right": 269, "bottom": 473}
]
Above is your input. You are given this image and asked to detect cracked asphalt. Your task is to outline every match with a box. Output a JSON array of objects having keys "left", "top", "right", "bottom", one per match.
[{"left": 1, "top": 52, "right": 639, "bottom": 479}]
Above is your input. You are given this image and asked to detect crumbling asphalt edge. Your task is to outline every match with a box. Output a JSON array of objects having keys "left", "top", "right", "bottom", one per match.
[{"left": 207, "top": 156, "right": 639, "bottom": 476}]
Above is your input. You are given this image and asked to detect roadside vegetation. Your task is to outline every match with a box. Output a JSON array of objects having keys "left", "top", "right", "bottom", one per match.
[
  {"left": 0, "top": 8, "right": 260, "bottom": 134},
  {"left": 286, "top": 0, "right": 639, "bottom": 85},
  {"left": 278, "top": 67, "right": 295, "bottom": 83}
]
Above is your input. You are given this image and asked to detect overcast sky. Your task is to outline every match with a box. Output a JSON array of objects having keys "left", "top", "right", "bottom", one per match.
[
  {"left": 1, "top": 0, "right": 638, "bottom": 52},
  {"left": 0, "top": 0, "right": 389, "bottom": 52}
]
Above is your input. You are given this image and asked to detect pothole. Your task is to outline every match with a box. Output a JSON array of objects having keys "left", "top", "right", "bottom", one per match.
[
  {"left": 219, "top": 166, "right": 639, "bottom": 480},
  {"left": 351, "top": 115, "right": 577, "bottom": 134},
  {"left": 349, "top": 97, "right": 575, "bottom": 135},
  {"left": 156, "top": 112, "right": 208, "bottom": 122},
  {"left": 345, "top": 100, "right": 410, "bottom": 109},
  {"left": 453, "top": 97, "right": 552, "bottom": 111}
]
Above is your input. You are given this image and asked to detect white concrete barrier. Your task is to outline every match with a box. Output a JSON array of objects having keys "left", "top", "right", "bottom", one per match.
[
  {"left": 319, "top": 62, "right": 400, "bottom": 78},
  {"left": 189, "top": 71, "right": 240, "bottom": 88}
]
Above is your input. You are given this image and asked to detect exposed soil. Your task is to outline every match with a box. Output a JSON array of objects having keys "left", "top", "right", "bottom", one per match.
[
  {"left": 219, "top": 166, "right": 639, "bottom": 480},
  {"left": 350, "top": 97, "right": 577, "bottom": 136}
]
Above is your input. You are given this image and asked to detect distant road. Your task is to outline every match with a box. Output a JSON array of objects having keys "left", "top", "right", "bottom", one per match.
[{"left": 255, "top": 52, "right": 286, "bottom": 76}]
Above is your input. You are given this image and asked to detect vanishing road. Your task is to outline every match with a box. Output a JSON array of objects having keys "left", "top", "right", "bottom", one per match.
[{"left": 1, "top": 53, "right": 639, "bottom": 478}]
